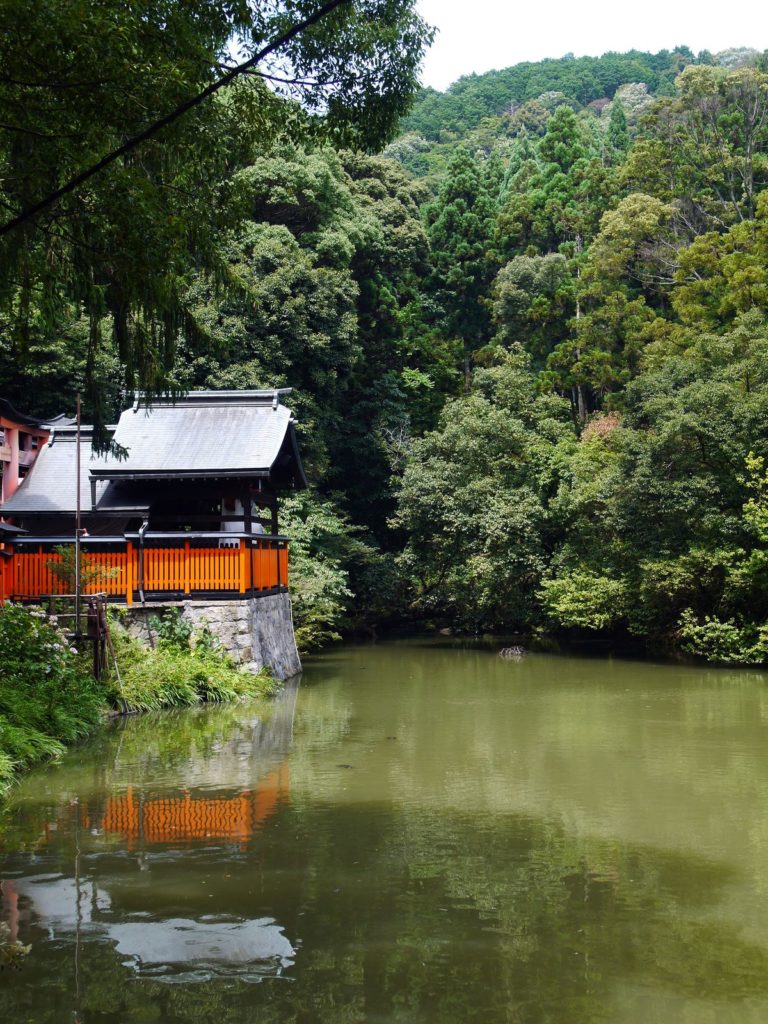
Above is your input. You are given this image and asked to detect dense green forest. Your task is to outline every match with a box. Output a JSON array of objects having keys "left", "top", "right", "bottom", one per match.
[{"left": 2, "top": 9, "right": 768, "bottom": 663}]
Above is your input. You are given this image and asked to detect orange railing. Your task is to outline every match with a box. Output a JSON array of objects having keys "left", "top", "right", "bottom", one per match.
[{"left": 3, "top": 533, "right": 289, "bottom": 605}]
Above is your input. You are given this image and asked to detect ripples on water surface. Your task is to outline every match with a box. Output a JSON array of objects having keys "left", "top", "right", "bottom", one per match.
[{"left": 3, "top": 641, "right": 768, "bottom": 1022}]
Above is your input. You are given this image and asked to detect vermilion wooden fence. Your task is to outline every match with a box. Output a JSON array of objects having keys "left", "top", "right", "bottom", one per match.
[{"left": 1, "top": 535, "right": 289, "bottom": 604}]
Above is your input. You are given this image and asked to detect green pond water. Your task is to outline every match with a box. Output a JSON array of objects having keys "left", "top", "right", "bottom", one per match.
[{"left": 2, "top": 641, "right": 768, "bottom": 1023}]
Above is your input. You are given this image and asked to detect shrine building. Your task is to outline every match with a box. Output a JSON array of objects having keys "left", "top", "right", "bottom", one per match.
[{"left": 0, "top": 390, "right": 307, "bottom": 677}]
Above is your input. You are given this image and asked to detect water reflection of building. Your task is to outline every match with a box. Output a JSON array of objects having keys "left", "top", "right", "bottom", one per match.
[
  {"left": 0, "top": 679, "right": 302, "bottom": 982},
  {"left": 1, "top": 877, "right": 19, "bottom": 944},
  {"left": 98, "top": 766, "right": 289, "bottom": 848},
  {"left": 3, "top": 874, "right": 295, "bottom": 982},
  {"left": 90, "top": 678, "right": 298, "bottom": 848}
]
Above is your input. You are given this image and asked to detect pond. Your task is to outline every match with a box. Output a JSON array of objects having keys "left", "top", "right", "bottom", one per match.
[{"left": 2, "top": 640, "right": 768, "bottom": 1022}]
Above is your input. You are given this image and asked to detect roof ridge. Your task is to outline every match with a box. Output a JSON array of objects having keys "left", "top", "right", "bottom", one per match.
[{"left": 131, "top": 389, "right": 292, "bottom": 411}]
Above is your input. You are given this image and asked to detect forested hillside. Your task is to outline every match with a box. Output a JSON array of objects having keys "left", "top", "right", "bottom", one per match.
[
  {"left": 3, "top": 19, "right": 768, "bottom": 662},
  {"left": 403, "top": 48, "right": 697, "bottom": 136},
  {"left": 387, "top": 45, "right": 762, "bottom": 178},
  {"left": 387, "top": 47, "right": 768, "bottom": 664}
]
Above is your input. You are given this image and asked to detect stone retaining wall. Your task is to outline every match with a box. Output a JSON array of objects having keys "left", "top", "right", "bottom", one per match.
[{"left": 124, "top": 592, "right": 301, "bottom": 680}]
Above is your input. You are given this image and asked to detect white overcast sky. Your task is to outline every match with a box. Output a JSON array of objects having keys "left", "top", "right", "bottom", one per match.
[{"left": 415, "top": 1, "right": 768, "bottom": 91}]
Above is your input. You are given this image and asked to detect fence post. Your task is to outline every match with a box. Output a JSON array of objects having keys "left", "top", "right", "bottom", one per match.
[
  {"left": 184, "top": 539, "right": 191, "bottom": 596},
  {"left": 238, "top": 539, "right": 247, "bottom": 594},
  {"left": 125, "top": 541, "right": 134, "bottom": 605}
]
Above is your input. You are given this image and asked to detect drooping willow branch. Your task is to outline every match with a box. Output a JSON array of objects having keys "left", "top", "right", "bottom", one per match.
[{"left": 0, "top": 0, "right": 352, "bottom": 238}]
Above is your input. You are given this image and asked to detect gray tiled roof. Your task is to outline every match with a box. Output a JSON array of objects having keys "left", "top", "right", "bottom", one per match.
[
  {"left": 92, "top": 391, "right": 301, "bottom": 479},
  {"left": 1, "top": 391, "right": 307, "bottom": 517},
  {"left": 0, "top": 428, "right": 111, "bottom": 515}
]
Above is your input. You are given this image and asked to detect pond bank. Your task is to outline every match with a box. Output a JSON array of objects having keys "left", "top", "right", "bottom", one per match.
[
  {"left": 367, "top": 621, "right": 754, "bottom": 668},
  {"left": 0, "top": 605, "right": 280, "bottom": 796},
  {"left": 121, "top": 591, "right": 301, "bottom": 680}
]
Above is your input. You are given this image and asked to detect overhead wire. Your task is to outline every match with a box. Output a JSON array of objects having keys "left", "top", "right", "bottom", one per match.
[{"left": 0, "top": 0, "right": 352, "bottom": 238}]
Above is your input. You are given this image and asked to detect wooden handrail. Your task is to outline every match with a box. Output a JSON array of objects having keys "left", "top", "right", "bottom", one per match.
[
  {"left": 12, "top": 532, "right": 289, "bottom": 543},
  {"left": 5, "top": 534, "right": 289, "bottom": 603}
]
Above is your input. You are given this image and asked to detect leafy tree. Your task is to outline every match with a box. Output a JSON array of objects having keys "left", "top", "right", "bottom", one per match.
[
  {"left": 540, "top": 567, "right": 629, "bottom": 630},
  {"left": 0, "top": 0, "right": 432, "bottom": 436},
  {"left": 328, "top": 151, "right": 450, "bottom": 536},
  {"left": 623, "top": 65, "right": 768, "bottom": 236},
  {"left": 542, "top": 193, "right": 673, "bottom": 417},
  {"left": 491, "top": 253, "right": 574, "bottom": 365},
  {"left": 497, "top": 106, "right": 618, "bottom": 259},
  {"left": 676, "top": 448, "right": 768, "bottom": 663},
  {"left": 497, "top": 106, "right": 587, "bottom": 255},
  {"left": 544, "top": 313, "right": 768, "bottom": 648},
  {"left": 191, "top": 260, "right": 357, "bottom": 473},
  {"left": 608, "top": 83, "right": 655, "bottom": 130},
  {"left": 538, "top": 105, "right": 587, "bottom": 170},
  {"left": 392, "top": 349, "right": 574, "bottom": 630},
  {"left": 673, "top": 190, "right": 768, "bottom": 328}
]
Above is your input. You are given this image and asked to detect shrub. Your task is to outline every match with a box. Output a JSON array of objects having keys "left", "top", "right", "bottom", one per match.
[
  {"left": 677, "top": 609, "right": 768, "bottom": 664},
  {"left": 539, "top": 568, "right": 629, "bottom": 631},
  {"left": 0, "top": 605, "right": 104, "bottom": 789},
  {"left": 151, "top": 609, "right": 194, "bottom": 652},
  {"left": 107, "top": 615, "right": 277, "bottom": 712},
  {"left": 0, "top": 604, "right": 278, "bottom": 797}
]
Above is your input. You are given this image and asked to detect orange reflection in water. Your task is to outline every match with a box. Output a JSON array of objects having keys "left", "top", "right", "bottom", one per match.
[{"left": 99, "top": 765, "right": 289, "bottom": 848}]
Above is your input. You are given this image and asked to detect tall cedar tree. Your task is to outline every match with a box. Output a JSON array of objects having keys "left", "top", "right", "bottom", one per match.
[{"left": 425, "top": 147, "right": 498, "bottom": 387}]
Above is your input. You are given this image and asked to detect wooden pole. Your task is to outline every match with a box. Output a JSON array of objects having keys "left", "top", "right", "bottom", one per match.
[{"left": 75, "top": 395, "right": 82, "bottom": 636}]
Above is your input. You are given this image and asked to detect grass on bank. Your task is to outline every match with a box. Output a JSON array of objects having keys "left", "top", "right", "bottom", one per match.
[
  {"left": 0, "top": 605, "right": 276, "bottom": 794},
  {"left": 108, "top": 611, "right": 278, "bottom": 710}
]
